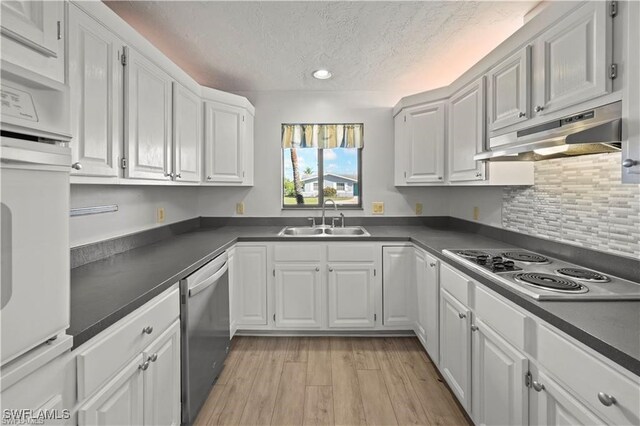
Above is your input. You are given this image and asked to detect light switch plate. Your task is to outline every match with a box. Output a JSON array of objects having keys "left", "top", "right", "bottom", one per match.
[
  {"left": 372, "top": 202, "right": 384, "bottom": 215},
  {"left": 415, "top": 203, "right": 423, "bottom": 215},
  {"left": 236, "top": 202, "right": 245, "bottom": 215},
  {"left": 157, "top": 207, "right": 165, "bottom": 223}
]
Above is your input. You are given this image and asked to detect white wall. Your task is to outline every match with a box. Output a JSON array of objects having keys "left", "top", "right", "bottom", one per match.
[
  {"left": 197, "top": 90, "right": 450, "bottom": 217},
  {"left": 447, "top": 187, "right": 503, "bottom": 227},
  {"left": 70, "top": 185, "right": 199, "bottom": 247}
]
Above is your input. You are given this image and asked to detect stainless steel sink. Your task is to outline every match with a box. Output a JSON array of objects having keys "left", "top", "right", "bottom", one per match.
[{"left": 278, "top": 226, "right": 370, "bottom": 237}]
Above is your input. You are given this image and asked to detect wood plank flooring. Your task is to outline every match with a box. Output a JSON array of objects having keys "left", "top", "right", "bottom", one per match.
[{"left": 195, "top": 337, "right": 471, "bottom": 426}]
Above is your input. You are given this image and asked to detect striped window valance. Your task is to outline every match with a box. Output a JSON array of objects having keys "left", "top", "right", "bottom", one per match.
[{"left": 281, "top": 124, "right": 363, "bottom": 149}]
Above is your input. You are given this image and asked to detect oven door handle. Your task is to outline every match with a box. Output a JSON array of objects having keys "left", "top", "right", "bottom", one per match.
[{"left": 188, "top": 261, "right": 228, "bottom": 298}]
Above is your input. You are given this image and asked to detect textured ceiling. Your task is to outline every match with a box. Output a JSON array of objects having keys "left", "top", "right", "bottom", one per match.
[{"left": 105, "top": 1, "right": 539, "bottom": 97}]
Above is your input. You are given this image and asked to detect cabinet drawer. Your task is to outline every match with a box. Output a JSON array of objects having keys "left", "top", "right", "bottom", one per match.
[
  {"left": 77, "top": 287, "right": 179, "bottom": 400},
  {"left": 440, "top": 264, "right": 472, "bottom": 306},
  {"left": 327, "top": 244, "right": 375, "bottom": 262},
  {"left": 537, "top": 323, "right": 640, "bottom": 426},
  {"left": 274, "top": 244, "right": 322, "bottom": 262},
  {"left": 475, "top": 286, "right": 526, "bottom": 350}
]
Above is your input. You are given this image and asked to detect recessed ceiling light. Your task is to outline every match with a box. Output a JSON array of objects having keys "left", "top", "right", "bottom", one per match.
[{"left": 312, "top": 69, "right": 332, "bottom": 80}]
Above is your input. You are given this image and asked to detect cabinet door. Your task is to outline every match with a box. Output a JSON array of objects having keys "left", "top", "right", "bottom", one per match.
[
  {"left": 79, "top": 355, "right": 145, "bottom": 426},
  {"left": 235, "top": 246, "right": 268, "bottom": 326},
  {"left": 622, "top": 0, "right": 640, "bottom": 184},
  {"left": 448, "top": 78, "right": 486, "bottom": 182},
  {"left": 471, "top": 318, "right": 528, "bottom": 426},
  {"left": 274, "top": 264, "right": 322, "bottom": 328},
  {"left": 533, "top": 1, "right": 611, "bottom": 116},
  {"left": 439, "top": 288, "right": 471, "bottom": 410},
  {"left": 530, "top": 369, "right": 606, "bottom": 426},
  {"left": 414, "top": 250, "right": 428, "bottom": 341},
  {"left": 172, "top": 83, "right": 201, "bottom": 182},
  {"left": 143, "top": 321, "right": 181, "bottom": 426},
  {"left": 0, "top": 1, "right": 61, "bottom": 58},
  {"left": 382, "top": 246, "right": 413, "bottom": 326},
  {"left": 422, "top": 254, "right": 440, "bottom": 363},
  {"left": 124, "top": 48, "right": 173, "bottom": 180},
  {"left": 393, "top": 112, "right": 406, "bottom": 186},
  {"left": 487, "top": 47, "right": 531, "bottom": 132},
  {"left": 327, "top": 263, "right": 375, "bottom": 328},
  {"left": 404, "top": 102, "right": 446, "bottom": 184},
  {"left": 203, "top": 101, "right": 245, "bottom": 184},
  {"left": 68, "top": 5, "right": 122, "bottom": 178}
]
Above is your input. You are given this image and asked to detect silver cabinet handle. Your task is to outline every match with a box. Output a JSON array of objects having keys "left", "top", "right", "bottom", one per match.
[
  {"left": 475, "top": 172, "right": 482, "bottom": 178},
  {"left": 139, "top": 361, "right": 149, "bottom": 371},
  {"left": 207, "top": 176, "right": 213, "bottom": 180},
  {"left": 437, "top": 176, "right": 443, "bottom": 180},
  {"left": 470, "top": 324, "right": 478, "bottom": 332},
  {"left": 532, "top": 381, "right": 545, "bottom": 392},
  {"left": 142, "top": 326, "right": 153, "bottom": 335},
  {"left": 518, "top": 112, "right": 526, "bottom": 118},
  {"left": 148, "top": 353, "right": 158, "bottom": 362},
  {"left": 175, "top": 173, "right": 181, "bottom": 179},
  {"left": 315, "top": 267, "right": 320, "bottom": 272},
  {"left": 622, "top": 159, "right": 638, "bottom": 168},
  {"left": 71, "top": 162, "right": 82, "bottom": 170},
  {"left": 164, "top": 172, "right": 173, "bottom": 178},
  {"left": 328, "top": 267, "right": 333, "bottom": 272},
  {"left": 535, "top": 106, "right": 544, "bottom": 112},
  {"left": 429, "top": 263, "right": 436, "bottom": 267},
  {"left": 598, "top": 392, "right": 616, "bottom": 407},
  {"left": 458, "top": 312, "right": 466, "bottom": 319}
]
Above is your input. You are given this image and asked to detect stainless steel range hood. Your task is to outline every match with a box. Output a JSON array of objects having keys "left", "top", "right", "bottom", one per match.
[{"left": 475, "top": 102, "right": 622, "bottom": 161}]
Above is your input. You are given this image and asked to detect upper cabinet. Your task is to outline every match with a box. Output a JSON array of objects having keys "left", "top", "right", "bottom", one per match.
[
  {"left": 203, "top": 100, "right": 254, "bottom": 186},
  {"left": 448, "top": 78, "right": 486, "bottom": 182},
  {"left": 531, "top": 1, "right": 612, "bottom": 117},
  {"left": 0, "top": 0, "right": 64, "bottom": 82},
  {"left": 487, "top": 46, "right": 531, "bottom": 132},
  {"left": 68, "top": 4, "right": 122, "bottom": 178},
  {"left": 622, "top": 0, "right": 640, "bottom": 184},
  {"left": 395, "top": 101, "right": 446, "bottom": 185},
  {"left": 172, "top": 83, "right": 201, "bottom": 183},
  {"left": 124, "top": 47, "right": 173, "bottom": 181}
]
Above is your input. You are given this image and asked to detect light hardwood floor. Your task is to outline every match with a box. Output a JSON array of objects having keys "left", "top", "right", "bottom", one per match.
[{"left": 194, "top": 337, "right": 471, "bottom": 426}]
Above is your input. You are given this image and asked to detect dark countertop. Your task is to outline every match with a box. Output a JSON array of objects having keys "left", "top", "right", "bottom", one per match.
[{"left": 69, "top": 225, "right": 640, "bottom": 376}]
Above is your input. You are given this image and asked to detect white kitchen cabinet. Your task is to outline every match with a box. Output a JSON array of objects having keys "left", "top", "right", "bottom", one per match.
[
  {"left": 68, "top": 4, "right": 122, "bottom": 178},
  {"left": 234, "top": 246, "right": 268, "bottom": 326},
  {"left": 142, "top": 322, "right": 181, "bottom": 426},
  {"left": 439, "top": 288, "right": 471, "bottom": 411},
  {"left": 487, "top": 46, "right": 531, "bottom": 132},
  {"left": 274, "top": 264, "right": 322, "bottom": 328},
  {"left": 448, "top": 78, "right": 486, "bottom": 182},
  {"left": 79, "top": 354, "right": 145, "bottom": 426},
  {"left": 622, "top": 0, "right": 640, "bottom": 184},
  {"left": 471, "top": 317, "right": 528, "bottom": 426},
  {"left": 529, "top": 369, "right": 606, "bottom": 426},
  {"left": 396, "top": 101, "right": 446, "bottom": 184},
  {"left": 124, "top": 47, "right": 173, "bottom": 180},
  {"left": 172, "top": 82, "right": 201, "bottom": 182},
  {"left": 203, "top": 101, "right": 252, "bottom": 185},
  {"left": 382, "top": 246, "right": 414, "bottom": 327},
  {"left": 415, "top": 250, "right": 439, "bottom": 363},
  {"left": 532, "top": 1, "right": 612, "bottom": 117},
  {"left": 0, "top": 0, "right": 64, "bottom": 82},
  {"left": 327, "top": 263, "right": 375, "bottom": 328}
]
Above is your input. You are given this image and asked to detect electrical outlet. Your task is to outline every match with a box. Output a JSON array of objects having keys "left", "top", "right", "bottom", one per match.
[
  {"left": 236, "top": 202, "right": 245, "bottom": 215},
  {"left": 372, "top": 202, "right": 384, "bottom": 215},
  {"left": 415, "top": 203, "right": 423, "bottom": 215},
  {"left": 157, "top": 207, "right": 165, "bottom": 223},
  {"left": 473, "top": 206, "right": 480, "bottom": 221}
]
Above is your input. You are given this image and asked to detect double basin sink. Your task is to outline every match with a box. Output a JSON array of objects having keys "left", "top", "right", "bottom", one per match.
[{"left": 278, "top": 225, "right": 370, "bottom": 237}]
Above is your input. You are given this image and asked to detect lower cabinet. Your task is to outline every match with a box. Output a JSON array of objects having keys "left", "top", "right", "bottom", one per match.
[
  {"left": 274, "top": 264, "right": 323, "bottom": 328},
  {"left": 382, "top": 246, "right": 414, "bottom": 326},
  {"left": 529, "top": 368, "right": 606, "bottom": 426},
  {"left": 439, "top": 288, "right": 472, "bottom": 410},
  {"left": 471, "top": 318, "right": 528, "bottom": 426},
  {"left": 234, "top": 246, "right": 268, "bottom": 326},
  {"left": 79, "top": 321, "right": 180, "bottom": 426},
  {"left": 327, "top": 263, "right": 375, "bottom": 328},
  {"left": 415, "top": 249, "right": 439, "bottom": 363}
]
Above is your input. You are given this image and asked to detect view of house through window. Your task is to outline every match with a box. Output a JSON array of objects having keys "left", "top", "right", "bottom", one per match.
[{"left": 283, "top": 147, "right": 361, "bottom": 207}]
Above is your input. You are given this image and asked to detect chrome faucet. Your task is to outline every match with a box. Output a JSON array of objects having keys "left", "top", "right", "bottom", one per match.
[{"left": 321, "top": 199, "right": 337, "bottom": 227}]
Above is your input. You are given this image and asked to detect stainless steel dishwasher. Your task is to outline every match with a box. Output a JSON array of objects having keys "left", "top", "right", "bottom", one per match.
[{"left": 180, "top": 252, "right": 230, "bottom": 425}]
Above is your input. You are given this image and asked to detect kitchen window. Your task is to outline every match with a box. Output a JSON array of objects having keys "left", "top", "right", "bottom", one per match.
[{"left": 282, "top": 123, "right": 363, "bottom": 208}]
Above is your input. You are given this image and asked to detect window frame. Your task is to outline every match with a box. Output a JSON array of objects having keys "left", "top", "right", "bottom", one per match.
[{"left": 281, "top": 148, "right": 363, "bottom": 210}]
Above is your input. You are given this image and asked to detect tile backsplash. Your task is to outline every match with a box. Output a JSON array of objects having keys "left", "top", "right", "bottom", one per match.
[{"left": 502, "top": 153, "right": 640, "bottom": 259}]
